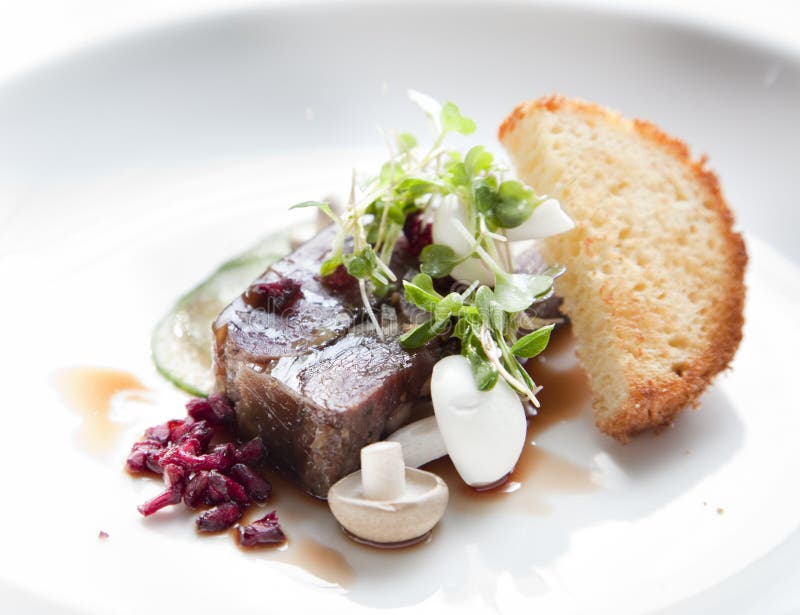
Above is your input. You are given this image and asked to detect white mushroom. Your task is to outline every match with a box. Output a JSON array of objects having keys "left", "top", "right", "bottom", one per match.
[
  {"left": 327, "top": 441, "right": 448, "bottom": 546},
  {"left": 504, "top": 197, "right": 574, "bottom": 242},
  {"left": 431, "top": 355, "right": 527, "bottom": 487},
  {"left": 388, "top": 356, "right": 527, "bottom": 488},
  {"left": 386, "top": 416, "right": 447, "bottom": 468}
]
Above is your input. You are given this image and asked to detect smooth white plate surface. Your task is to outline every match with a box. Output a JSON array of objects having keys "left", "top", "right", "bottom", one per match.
[{"left": 1, "top": 3, "right": 799, "bottom": 614}]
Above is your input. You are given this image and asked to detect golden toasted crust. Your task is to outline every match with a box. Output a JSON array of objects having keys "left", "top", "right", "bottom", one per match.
[{"left": 500, "top": 96, "right": 747, "bottom": 440}]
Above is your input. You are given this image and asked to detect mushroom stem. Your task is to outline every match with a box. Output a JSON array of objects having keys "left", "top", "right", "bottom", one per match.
[
  {"left": 361, "top": 442, "right": 406, "bottom": 500},
  {"left": 386, "top": 416, "right": 447, "bottom": 469}
]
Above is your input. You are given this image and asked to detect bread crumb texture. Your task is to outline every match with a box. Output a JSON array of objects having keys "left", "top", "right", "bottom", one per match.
[{"left": 500, "top": 96, "right": 747, "bottom": 440}]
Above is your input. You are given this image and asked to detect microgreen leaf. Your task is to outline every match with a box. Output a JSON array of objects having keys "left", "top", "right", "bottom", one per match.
[
  {"left": 419, "top": 244, "right": 461, "bottom": 278},
  {"left": 368, "top": 200, "right": 406, "bottom": 225},
  {"left": 434, "top": 292, "right": 463, "bottom": 323},
  {"left": 320, "top": 254, "right": 343, "bottom": 277},
  {"left": 395, "top": 178, "right": 440, "bottom": 204},
  {"left": 291, "top": 201, "right": 340, "bottom": 225},
  {"left": 541, "top": 263, "right": 567, "bottom": 279},
  {"left": 472, "top": 181, "right": 499, "bottom": 227},
  {"left": 292, "top": 92, "right": 561, "bottom": 403},
  {"left": 403, "top": 276, "right": 442, "bottom": 313},
  {"left": 446, "top": 162, "right": 469, "bottom": 187},
  {"left": 472, "top": 286, "right": 504, "bottom": 331},
  {"left": 511, "top": 324, "right": 554, "bottom": 358},
  {"left": 464, "top": 146, "right": 493, "bottom": 178},
  {"left": 410, "top": 272, "right": 439, "bottom": 294},
  {"left": 399, "top": 318, "right": 446, "bottom": 349},
  {"left": 493, "top": 272, "right": 554, "bottom": 313},
  {"left": 396, "top": 132, "right": 417, "bottom": 153},
  {"left": 494, "top": 180, "right": 535, "bottom": 228},
  {"left": 380, "top": 161, "right": 404, "bottom": 184},
  {"left": 440, "top": 102, "right": 476, "bottom": 135},
  {"left": 462, "top": 334, "right": 499, "bottom": 390},
  {"left": 452, "top": 317, "right": 471, "bottom": 341},
  {"left": 474, "top": 286, "right": 495, "bottom": 322},
  {"left": 345, "top": 247, "right": 377, "bottom": 279}
]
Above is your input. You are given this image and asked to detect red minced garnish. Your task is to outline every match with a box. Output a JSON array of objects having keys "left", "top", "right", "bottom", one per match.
[
  {"left": 319, "top": 264, "right": 358, "bottom": 294},
  {"left": 238, "top": 511, "right": 286, "bottom": 547},
  {"left": 197, "top": 501, "right": 243, "bottom": 533},
  {"left": 242, "top": 278, "right": 303, "bottom": 314},
  {"left": 229, "top": 463, "right": 272, "bottom": 502},
  {"left": 127, "top": 394, "right": 285, "bottom": 546},
  {"left": 403, "top": 212, "right": 432, "bottom": 256}
]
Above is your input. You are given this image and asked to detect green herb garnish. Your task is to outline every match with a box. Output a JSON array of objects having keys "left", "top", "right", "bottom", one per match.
[{"left": 292, "top": 91, "right": 565, "bottom": 406}]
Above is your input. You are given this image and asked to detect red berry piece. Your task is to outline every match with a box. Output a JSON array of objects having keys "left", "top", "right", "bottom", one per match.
[
  {"left": 136, "top": 464, "right": 186, "bottom": 517},
  {"left": 242, "top": 278, "right": 303, "bottom": 314},
  {"left": 234, "top": 437, "right": 265, "bottom": 465},
  {"left": 238, "top": 511, "right": 285, "bottom": 547},
  {"left": 196, "top": 502, "right": 242, "bottom": 533},
  {"left": 159, "top": 441, "right": 234, "bottom": 472},
  {"left": 126, "top": 440, "right": 165, "bottom": 474},
  {"left": 229, "top": 464, "right": 272, "bottom": 502},
  {"left": 403, "top": 212, "right": 432, "bottom": 256},
  {"left": 183, "top": 472, "right": 210, "bottom": 509},
  {"left": 320, "top": 264, "right": 358, "bottom": 294}
]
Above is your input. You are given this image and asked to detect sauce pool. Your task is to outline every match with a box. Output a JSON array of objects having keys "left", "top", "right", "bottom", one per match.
[{"left": 55, "top": 367, "right": 146, "bottom": 455}]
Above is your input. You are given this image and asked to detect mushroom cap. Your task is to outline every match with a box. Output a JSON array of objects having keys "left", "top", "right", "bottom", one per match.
[{"left": 327, "top": 467, "right": 448, "bottom": 544}]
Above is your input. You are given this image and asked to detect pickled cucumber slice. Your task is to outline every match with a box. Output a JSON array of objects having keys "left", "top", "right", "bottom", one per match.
[{"left": 151, "top": 231, "right": 292, "bottom": 397}]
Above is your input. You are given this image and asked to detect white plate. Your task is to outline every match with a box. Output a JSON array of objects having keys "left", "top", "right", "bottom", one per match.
[{"left": 1, "top": 3, "right": 799, "bottom": 614}]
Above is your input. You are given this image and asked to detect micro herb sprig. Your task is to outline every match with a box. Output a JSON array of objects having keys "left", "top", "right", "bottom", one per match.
[{"left": 292, "top": 91, "right": 564, "bottom": 405}]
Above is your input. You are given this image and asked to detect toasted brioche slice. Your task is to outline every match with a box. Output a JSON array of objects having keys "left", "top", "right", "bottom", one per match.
[{"left": 499, "top": 96, "right": 747, "bottom": 440}]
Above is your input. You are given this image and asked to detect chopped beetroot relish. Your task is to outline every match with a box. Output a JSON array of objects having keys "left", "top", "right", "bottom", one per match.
[
  {"left": 403, "top": 212, "right": 432, "bottom": 256},
  {"left": 242, "top": 278, "right": 303, "bottom": 314},
  {"left": 127, "top": 393, "right": 280, "bottom": 546},
  {"left": 187, "top": 394, "right": 236, "bottom": 426},
  {"left": 229, "top": 464, "right": 272, "bottom": 502},
  {"left": 196, "top": 502, "right": 243, "bottom": 533},
  {"left": 319, "top": 264, "right": 357, "bottom": 294},
  {"left": 238, "top": 511, "right": 285, "bottom": 547}
]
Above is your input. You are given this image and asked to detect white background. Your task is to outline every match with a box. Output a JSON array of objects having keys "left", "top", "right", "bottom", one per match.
[{"left": 0, "top": 0, "right": 798, "bottom": 85}]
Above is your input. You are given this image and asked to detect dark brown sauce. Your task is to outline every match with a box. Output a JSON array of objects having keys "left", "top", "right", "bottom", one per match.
[
  {"left": 55, "top": 367, "right": 146, "bottom": 455},
  {"left": 276, "top": 536, "right": 355, "bottom": 587},
  {"left": 527, "top": 326, "right": 592, "bottom": 438}
]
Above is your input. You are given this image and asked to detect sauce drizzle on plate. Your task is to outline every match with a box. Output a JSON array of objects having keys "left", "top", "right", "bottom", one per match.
[{"left": 55, "top": 367, "right": 146, "bottom": 454}]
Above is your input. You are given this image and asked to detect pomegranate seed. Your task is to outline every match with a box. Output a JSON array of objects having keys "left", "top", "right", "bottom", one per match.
[
  {"left": 129, "top": 395, "right": 286, "bottom": 544},
  {"left": 403, "top": 212, "right": 432, "bottom": 256},
  {"left": 238, "top": 511, "right": 285, "bottom": 547},
  {"left": 126, "top": 440, "right": 165, "bottom": 473},
  {"left": 196, "top": 502, "right": 242, "bottom": 533},
  {"left": 159, "top": 441, "right": 234, "bottom": 472},
  {"left": 183, "top": 472, "right": 210, "bottom": 509},
  {"left": 166, "top": 419, "right": 193, "bottom": 443},
  {"left": 180, "top": 421, "right": 215, "bottom": 449},
  {"left": 187, "top": 395, "right": 235, "bottom": 426},
  {"left": 229, "top": 464, "right": 272, "bottom": 502},
  {"left": 242, "top": 278, "right": 303, "bottom": 314},
  {"left": 208, "top": 394, "right": 235, "bottom": 423},
  {"left": 234, "top": 437, "right": 265, "bottom": 465},
  {"left": 143, "top": 422, "right": 171, "bottom": 444},
  {"left": 137, "top": 488, "right": 181, "bottom": 516},
  {"left": 206, "top": 470, "right": 249, "bottom": 506},
  {"left": 320, "top": 263, "right": 358, "bottom": 292}
]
